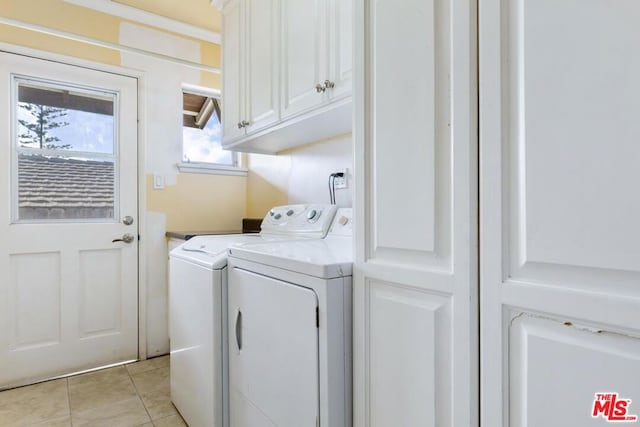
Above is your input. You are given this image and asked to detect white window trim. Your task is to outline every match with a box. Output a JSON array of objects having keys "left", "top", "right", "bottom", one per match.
[
  {"left": 181, "top": 84, "right": 244, "bottom": 176},
  {"left": 177, "top": 161, "right": 247, "bottom": 176}
]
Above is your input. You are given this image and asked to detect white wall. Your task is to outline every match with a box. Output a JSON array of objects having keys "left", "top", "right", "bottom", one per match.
[
  {"left": 119, "top": 23, "right": 202, "bottom": 357},
  {"left": 246, "top": 133, "right": 353, "bottom": 217}
]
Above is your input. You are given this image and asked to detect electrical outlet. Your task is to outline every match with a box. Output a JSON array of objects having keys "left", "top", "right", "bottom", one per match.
[{"left": 334, "top": 168, "right": 348, "bottom": 189}]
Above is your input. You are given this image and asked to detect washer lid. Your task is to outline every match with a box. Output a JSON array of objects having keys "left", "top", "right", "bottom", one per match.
[
  {"left": 228, "top": 236, "right": 353, "bottom": 279},
  {"left": 170, "top": 234, "right": 262, "bottom": 269}
]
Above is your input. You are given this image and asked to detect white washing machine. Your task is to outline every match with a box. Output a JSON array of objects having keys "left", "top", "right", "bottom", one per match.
[
  {"left": 226, "top": 208, "right": 353, "bottom": 427},
  {"left": 169, "top": 204, "right": 338, "bottom": 427}
]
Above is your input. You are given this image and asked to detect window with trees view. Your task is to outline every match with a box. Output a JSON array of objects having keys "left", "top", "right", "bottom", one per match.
[{"left": 13, "top": 77, "right": 118, "bottom": 222}]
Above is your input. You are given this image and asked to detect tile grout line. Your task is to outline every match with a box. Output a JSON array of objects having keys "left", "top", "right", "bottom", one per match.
[
  {"left": 66, "top": 378, "right": 74, "bottom": 427},
  {"left": 127, "top": 364, "right": 154, "bottom": 425}
]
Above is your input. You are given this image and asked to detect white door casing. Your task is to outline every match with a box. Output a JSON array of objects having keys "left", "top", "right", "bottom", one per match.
[
  {"left": 480, "top": 0, "right": 640, "bottom": 425},
  {"left": 0, "top": 52, "right": 139, "bottom": 388},
  {"left": 353, "top": 0, "right": 478, "bottom": 426}
]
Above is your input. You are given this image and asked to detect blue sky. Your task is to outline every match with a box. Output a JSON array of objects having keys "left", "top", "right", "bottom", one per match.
[
  {"left": 18, "top": 103, "right": 231, "bottom": 164},
  {"left": 18, "top": 104, "right": 114, "bottom": 154}
]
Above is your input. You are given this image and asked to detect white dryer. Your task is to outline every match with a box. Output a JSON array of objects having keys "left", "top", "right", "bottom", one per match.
[
  {"left": 169, "top": 204, "right": 338, "bottom": 427},
  {"left": 226, "top": 208, "right": 353, "bottom": 427}
]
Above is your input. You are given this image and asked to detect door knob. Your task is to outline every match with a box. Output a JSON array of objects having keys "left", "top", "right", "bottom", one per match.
[
  {"left": 112, "top": 233, "right": 135, "bottom": 243},
  {"left": 122, "top": 216, "right": 134, "bottom": 226}
]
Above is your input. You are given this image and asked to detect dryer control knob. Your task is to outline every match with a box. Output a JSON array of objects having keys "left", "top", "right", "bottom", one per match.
[
  {"left": 307, "top": 209, "right": 318, "bottom": 221},
  {"left": 269, "top": 210, "right": 275, "bottom": 216},
  {"left": 274, "top": 213, "right": 282, "bottom": 220},
  {"left": 286, "top": 209, "right": 294, "bottom": 216}
]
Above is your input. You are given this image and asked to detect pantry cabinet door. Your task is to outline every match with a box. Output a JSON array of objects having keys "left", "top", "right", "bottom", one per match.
[
  {"left": 480, "top": 0, "right": 640, "bottom": 425},
  {"left": 353, "top": 0, "right": 478, "bottom": 426}
]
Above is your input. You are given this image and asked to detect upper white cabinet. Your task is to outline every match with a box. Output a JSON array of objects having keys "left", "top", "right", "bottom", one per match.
[
  {"left": 221, "top": 0, "right": 352, "bottom": 153},
  {"left": 222, "top": 0, "right": 279, "bottom": 146}
]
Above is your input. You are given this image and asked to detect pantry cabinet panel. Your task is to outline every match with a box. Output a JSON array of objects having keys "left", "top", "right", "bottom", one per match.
[
  {"left": 480, "top": 0, "right": 640, "bottom": 425},
  {"left": 280, "top": 0, "right": 327, "bottom": 119}
]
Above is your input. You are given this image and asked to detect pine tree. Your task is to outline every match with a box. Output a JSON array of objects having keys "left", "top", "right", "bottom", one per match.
[{"left": 18, "top": 103, "right": 71, "bottom": 150}]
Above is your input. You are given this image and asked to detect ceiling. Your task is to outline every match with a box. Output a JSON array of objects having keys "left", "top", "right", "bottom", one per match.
[{"left": 113, "top": 0, "right": 221, "bottom": 33}]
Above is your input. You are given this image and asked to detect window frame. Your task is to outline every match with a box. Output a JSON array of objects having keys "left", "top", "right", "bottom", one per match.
[
  {"left": 179, "top": 84, "right": 246, "bottom": 176},
  {"left": 11, "top": 74, "right": 121, "bottom": 224}
]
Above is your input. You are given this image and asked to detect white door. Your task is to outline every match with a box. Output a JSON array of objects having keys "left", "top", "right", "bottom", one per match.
[
  {"left": 280, "top": 0, "right": 327, "bottom": 119},
  {"left": 353, "top": 0, "right": 478, "bottom": 426},
  {"left": 0, "top": 53, "right": 139, "bottom": 389},
  {"left": 245, "top": 0, "right": 280, "bottom": 134},
  {"left": 480, "top": 1, "right": 640, "bottom": 425},
  {"left": 229, "top": 267, "right": 319, "bottom": 427}
]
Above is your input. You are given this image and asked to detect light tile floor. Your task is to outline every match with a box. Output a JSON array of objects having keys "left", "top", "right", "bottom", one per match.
[{"left": 0, "top": 356, "right": 186, "bottom": 427}]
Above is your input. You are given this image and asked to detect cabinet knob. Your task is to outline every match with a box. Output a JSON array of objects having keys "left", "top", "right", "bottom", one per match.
[
  {"left": 242, "top": 120, "right": 250, "bottom": 127},
  {"left": 237, "top": 121, "right": 243, "bottom": 129},
  {"left": 316, "top": 80, "right": 336, "bottom": 93}
]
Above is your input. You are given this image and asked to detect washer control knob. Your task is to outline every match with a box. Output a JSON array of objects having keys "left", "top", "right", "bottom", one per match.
[
  {"left": 269, "top": 210, "right": 275, "bottom": 216},
  {"left": 286, "top": 209, "right": 294, "bottom": 216},
  {"left": 307, "top": 209, "right": 319, "bottom": 222},
  {"left": 274, "top": 213, "right": 282, "bottom": 220}
]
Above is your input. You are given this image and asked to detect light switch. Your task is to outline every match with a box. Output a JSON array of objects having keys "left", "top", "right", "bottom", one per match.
[{"left": 153, "top": 174, "right": 165, "bottom": 189}]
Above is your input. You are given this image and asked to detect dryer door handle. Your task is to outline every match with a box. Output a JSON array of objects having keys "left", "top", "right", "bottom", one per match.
[{"left": 235, "top": 309, "right": 242, "bottom": 351}]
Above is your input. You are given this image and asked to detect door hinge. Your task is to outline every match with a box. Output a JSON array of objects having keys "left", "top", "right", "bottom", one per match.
[{"left": 316, "top": 306, "right": 319, "bottom": 328}]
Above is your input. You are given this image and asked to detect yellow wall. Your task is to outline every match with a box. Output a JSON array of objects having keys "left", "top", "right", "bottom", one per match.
[
  {"left": 146, "top": 174, "right": 246, "bottom": 231},
  {"left": 0, "top": 0, "right": 241, "bottom": 228}
]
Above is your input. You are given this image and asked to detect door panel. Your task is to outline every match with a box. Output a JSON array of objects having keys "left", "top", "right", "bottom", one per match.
[
  {"left": 222, "top": 0, "right": 246, "bottom": 143},
  {"left": 328, "top": 0, "right": 352, "bottom": 100},
  {"left": 369, "top": 281, "right": 451, "bottom": 427},
  {"left": 510, "top": 316, "right": 640, "bottom": 427},
  {"left": 281, "top": 0, "right": 327, "bottom": 119},
  {"left": 0, "top": 52, "right": 138, "bottom": 388},
  {"left": 353, "top": 0, "right": 478, "bottom": 425},
  {"left": 480, "top": 0, "right": 640, "bottom": 424},
  {"left": 229, "top": 267, "right": 319, "bottom": 427},
  {"left": 245, "top": 0, "right": 280, "bottom": 134}
]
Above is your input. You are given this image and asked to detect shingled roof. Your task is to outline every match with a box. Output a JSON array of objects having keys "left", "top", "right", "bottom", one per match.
[{"left": 18, "top": 154, "right": 114, "bottom": 209}]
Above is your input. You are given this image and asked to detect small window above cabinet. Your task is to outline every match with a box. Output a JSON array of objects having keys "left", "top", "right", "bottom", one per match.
[{"left": 221, "top": 0, "right": 352, "bottom": 154}]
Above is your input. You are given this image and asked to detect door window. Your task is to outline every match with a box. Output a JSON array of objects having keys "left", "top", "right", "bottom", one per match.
[{"left": 12, "top": 76, "right": 118, "bottom": 222}]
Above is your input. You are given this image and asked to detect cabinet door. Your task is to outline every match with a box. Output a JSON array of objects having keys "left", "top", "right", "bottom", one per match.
[
  {"left": 222, "top": 0, "right": 245, "bottom": 144},
  {"left": 327, "top": 0, "right": 352, "bottom": 101},
  {"left": 244, "top": 0, "right": 280, "bottom": 134},
  {"left": 280, "top": 0, "right": 328, "bottom": 120},
  {"left": 480, "top": 1, "right": 640, "bottom": 425},
  {"left": 353, "top": 0, "right": 478, "bottom": 426},
  {"left": 228, "top": 267, "right": 319, "bottom": 427}
]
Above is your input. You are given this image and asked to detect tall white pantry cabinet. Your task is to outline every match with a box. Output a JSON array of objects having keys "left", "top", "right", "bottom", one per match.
[
  {"left": 354, "top": 1, "right": 640, "bottom": 427},
  {"left": 353, "top": 0, "right": 478, "bottom": 425}
]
